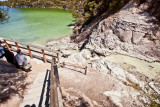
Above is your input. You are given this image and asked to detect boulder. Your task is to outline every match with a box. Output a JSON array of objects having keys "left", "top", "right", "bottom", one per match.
[
  {"left": 61, "top": 50, "right": 72, "bottom": 58},
  {"left": 156, "top": 30, "right": 160, "bottom": 40},
  {"left": 132, "top": 32, "right": 144, "bottom": 44},
  {"left": 117, "top": 29, "right": 132, "bottom": 43}
]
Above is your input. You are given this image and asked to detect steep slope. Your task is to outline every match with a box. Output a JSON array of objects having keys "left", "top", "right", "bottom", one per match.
[{"left": 73, "top": 0, "right": 160, "bottom": 62}]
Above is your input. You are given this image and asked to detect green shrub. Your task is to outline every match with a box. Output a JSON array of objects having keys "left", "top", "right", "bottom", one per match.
[
  {"left": 0, "top": 11, "right": 10, "bottom": 22},
  {"left": 72, "top": 11, "right": 82, "bottom": 19},
  {"left": 0, "top": 11, "right": 6, "bottom": 21},
  {"left": 150, "top": 100, "right": 160, "bottom": 107},
  {"left": 82, "top": 0, "right": 130, "bottom": 25}
]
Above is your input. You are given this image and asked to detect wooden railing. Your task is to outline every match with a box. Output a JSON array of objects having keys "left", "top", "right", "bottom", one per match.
[
  {"left": 62, "top": 62, "right": 87, "bottom": 75},
  {"left": 50, "top": 58, "right": 63, "bottom": 107},
  {"left": 1, "top": 38, "right": 63, "bottom": 106},
  {"left": 1, "top": 38, "right": 59, "bottom": 63}
]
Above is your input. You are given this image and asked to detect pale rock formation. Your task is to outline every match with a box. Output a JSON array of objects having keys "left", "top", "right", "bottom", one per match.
[
  {"left": 132, "top": 31, "right": 145, "bottom": 44},
  {"left": 149, "top": 82, "right": 160, "bottom": 95},
  {"left": 46, "top": 1, "right": 160, "bottom": 106},
  {"left": 84, "top": 1, "right": 160, "bottom": 62}
]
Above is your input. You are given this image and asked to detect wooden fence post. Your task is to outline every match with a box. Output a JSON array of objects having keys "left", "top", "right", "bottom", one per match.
[
  {"left": 62, "top": 62, "right": 65, "bottom": 68},
  {"left": 85, "top": 66, "right": 87, "bottom": 75},
  {"left": 57, "top": 53, "right": 60, "bottom": 68},
  {"left": 27, "top": 45, "right": 33, "bottom": 58},
  {"left": 57, "top": 53, "right": 59, "bottom": 62},
  {"left": 41, "top": 49, "right": 47, "bottom": 63},
  {"left": 3, "top": 40, "right": 11, "bottom": 51},
  {"left": 15, "top": 42, "right": 20, "bottom": 50}
]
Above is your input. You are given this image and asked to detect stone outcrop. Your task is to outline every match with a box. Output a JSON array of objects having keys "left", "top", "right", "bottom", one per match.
[
  {"left": 46, "top": 36, "right": 160, "bottom": 106},
  {"left": 46, "top": 1, "right": 160, "bottom": 106},
  {"left": 83, "top": 1, "right": 160, "bottom": 62},
  {"left": 111, "top": 2, "right": 159, "bottom": 44},
  {"left": 132, "top": 31, "right": 144, "bottom": 44}
]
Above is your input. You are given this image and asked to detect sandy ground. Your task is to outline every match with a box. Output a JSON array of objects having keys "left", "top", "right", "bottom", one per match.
[
  {"left": 58, "top": 66, "right": 116, "bottom": 104},
  {"left": 0, "top": 56, "right": 51, "bottom": 107}
]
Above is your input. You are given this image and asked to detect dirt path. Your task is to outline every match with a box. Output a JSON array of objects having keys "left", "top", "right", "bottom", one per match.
[{"left": 58, "top": 65, "right": 125, "bottom": 106}]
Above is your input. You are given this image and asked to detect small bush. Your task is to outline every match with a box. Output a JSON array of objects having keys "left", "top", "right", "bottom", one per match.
[
  {"left": 150, "top": 100, "right": 160, "bottom": 107},
  {"left": 72, "top": 11, "right": 82, "bottom": 19},
  {"left": 0, "top": 11, "right": 10, "bottom": 22},
  {"left": 126, "top": 77, "right": 141, "bottom": 91}
]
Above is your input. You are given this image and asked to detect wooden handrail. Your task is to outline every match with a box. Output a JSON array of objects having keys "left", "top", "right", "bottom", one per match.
[
  {"left": 4, "top": 38, "right": 58, "bottom": 53},
  {"left": 8, "top": 44, "right": 55, "bottom": 57},
  {"left": 61, "top": 62, "right": 87, "bottom": 75},
  {"left": 50, "top": 58, "right": 57, "bottom": 107},
  {"left": 50, "top": 58, "right": 63, "bottom": 107},
  {"left": 2, "top": 38, "right": 59, "bottom": 63}
]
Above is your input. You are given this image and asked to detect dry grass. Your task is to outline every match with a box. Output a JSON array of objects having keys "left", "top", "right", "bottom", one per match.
[{"left": 124, "top": 77, "right": 141, "bottom": 91}]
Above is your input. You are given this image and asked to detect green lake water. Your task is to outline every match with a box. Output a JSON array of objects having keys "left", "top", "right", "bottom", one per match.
[{"left": 0, "top": 7, "right": 74, "bottom": 45}]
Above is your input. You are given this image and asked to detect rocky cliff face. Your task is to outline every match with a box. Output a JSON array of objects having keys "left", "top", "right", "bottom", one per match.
[{"left": 81, "top": 1, "right": 160, "bottom": 62}]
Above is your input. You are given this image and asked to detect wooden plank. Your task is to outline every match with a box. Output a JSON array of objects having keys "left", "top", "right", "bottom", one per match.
[
  {"left": 42, "top": 49, "right": 47, "bottom": 63},
  {"left": 50, "top": 58, "right": 58, "bottom": 107},
  {"left": 27, "top": 45, "right": 33, "bottom": 58},
  {"left": 57, "top": 87, "right": 64, "bottom": 107},
  {"left": 3, "top": 40, "right": 11, "bottom": 51},
  {"left": 53, "top": 58, "right": 60, "bottom": 107},
  {"left": 53, "top": 58, "right": 63, "bottom": 107},
  {"left": 53, "top": 60, "right": 61, "bottom": 87}
]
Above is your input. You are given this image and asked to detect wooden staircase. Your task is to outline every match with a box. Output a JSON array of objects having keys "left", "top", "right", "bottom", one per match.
[{"left": 20, "top": 70, "right": 50, "bottom": 107}]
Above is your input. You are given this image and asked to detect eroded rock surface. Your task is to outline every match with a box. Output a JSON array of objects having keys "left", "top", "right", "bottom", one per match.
[
  {"left": 84, "top": 1, "right": 160, "bottom": 62},
  {"left": 46, "top": 1, "right": 160, "bottom": 106}
]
